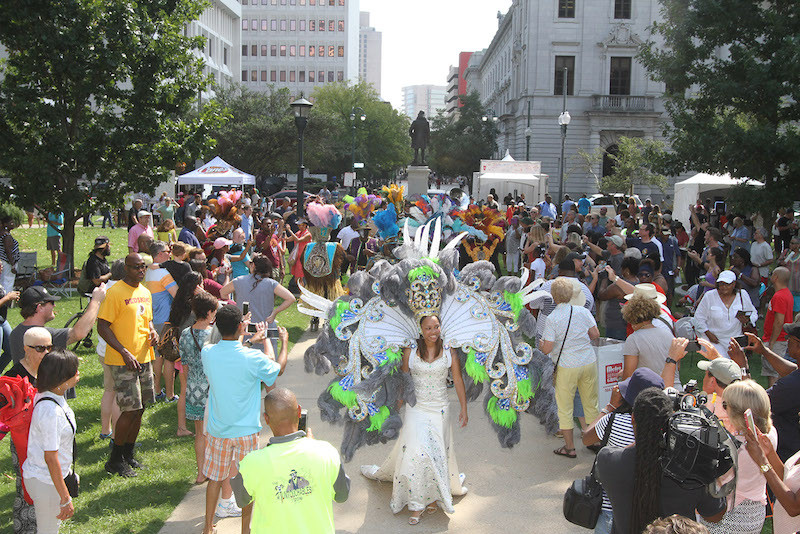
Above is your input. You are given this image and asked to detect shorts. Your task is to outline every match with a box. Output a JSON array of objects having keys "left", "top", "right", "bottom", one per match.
[
  {"left": 202, "top": 433, "right": 258, "bottom": 481},
  {"left": 110, "top": 361, "right": 155, "bottom": 411},
  {"left": 46, "top": 236, "right": 60, "bottom": 251},
  {"left": 98, "top": 354, "right": 115, "bottom": 391},
  {"left": 761, "top": 340, "right": 788, "bottom": 378}
]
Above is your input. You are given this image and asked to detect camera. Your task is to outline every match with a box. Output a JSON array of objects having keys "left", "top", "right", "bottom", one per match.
[{"left": 243, "top": 302, "right": 257, "bottom": 334}]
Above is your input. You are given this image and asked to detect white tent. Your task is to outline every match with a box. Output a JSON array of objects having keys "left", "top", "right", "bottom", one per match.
[
  {"left": 673, "top": 173, "right": 764, "bottom": 227},
  {"left": 176, "top": 156, "right": 255, "bottom": 186},
  {"left": 474, "top": 154, "right": 549, "bottom": 206}
]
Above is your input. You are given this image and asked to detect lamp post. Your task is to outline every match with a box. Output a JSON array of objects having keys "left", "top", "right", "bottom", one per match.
[
  {"left": 482, "top": 108, "right": 499, "bottom": 158},
  {"left": 525, "top": 100, "right": 532, "bottom": 161},
  {"left": 350, "top": 106, "right": 366, "bottom": 190},
  {"left": 290, "top": 95, "right": 313, "bottom": 216},
  {"left": 557, "top": 66, "right": 570, "bottom": 209}
]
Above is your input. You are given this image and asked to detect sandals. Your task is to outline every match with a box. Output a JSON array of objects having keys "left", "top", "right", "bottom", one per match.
[
  {"left": 425, "top": 503, "right": 438, "bottom": 515},
  {"left": 408, "top": 514, "right": 422, "bottom": 525},
  {"left": 554, "top": 446, "right": 577, "bottom": 458}
]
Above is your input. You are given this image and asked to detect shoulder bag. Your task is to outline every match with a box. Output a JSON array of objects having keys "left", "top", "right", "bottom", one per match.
[
  {"left": 551, "top": 305, "right": 573, "bottom": 385},
  {"left": 739, "top": 291, "right": 758, "bottom": 336},
  {"left": 157, "top": 322, "right": 181, "bottom": 362},
  {"left": 34, "top": 397, "right": 79, "bottom": 498},
  {"left": 562, "top": 412, "right": 616, "bottom": 528}
]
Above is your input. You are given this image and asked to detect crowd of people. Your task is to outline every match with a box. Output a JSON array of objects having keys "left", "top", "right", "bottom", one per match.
[{"left": 1, "top": 182, "right": 800, "bottom": 534}]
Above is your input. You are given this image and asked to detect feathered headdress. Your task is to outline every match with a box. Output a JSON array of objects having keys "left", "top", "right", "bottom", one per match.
[
  {"left": 372, "top": 208, "right": 399, "bottom": 241},
  {"left": 208, "top": 190, "right": 242, "bottom": 222},
  {"left": 346, "top": 193, "right": 381, "bottom": 224},
  {"left": 406, "top": 194, "right": 487, "bottom": 241},
  {"left": 381, "top": 184, "right": 404, "bottom": 217},
  {"left": 307, "top": 203, "right": 342, "bottom": 230},
  {"left": 456, "top": 205, "right": 506, "bottom": 242}
]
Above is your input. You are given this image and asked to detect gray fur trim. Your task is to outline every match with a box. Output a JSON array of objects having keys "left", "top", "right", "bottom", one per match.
[
  {"left": 517, "top": 310, "right": 537, "bottom": 339},
  {"left": 439, "top": 248, "right": 460, "bottom": 290},
  {"left": 455, "top": 348, "right": 484, "bottom": 401},
  {"left": 459, "top": 261, "right": 496, "bottom": 291},
  {"left": 346, "top": 271, "right": 376, "bottom": 300},
  {"left": 340, "top": 421, "right": 366, "bottom": 463},
  {"left": 386, "top": 371, "right": 416, "bottom": 407},
  {"left": 482, "top": 390, "right": 522, "bottom": 448},
  {"left": 352, "top": 362, "right": 397, "bottom": 395},
  {"left": 525, "top": 349, "right": 560, "bottom": 436},
  {"left": 491, "top": 275, "right": 523, "bottom": 294},
  {"left": 317, "top": 383, "right": 343, "bottom": 424}
]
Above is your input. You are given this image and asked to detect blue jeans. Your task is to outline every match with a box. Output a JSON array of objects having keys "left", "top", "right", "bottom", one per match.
[
  {"left": 594, "top": 509, "right": 613, "bottom": 534},
  {"left": 573, "top": 391, "right": 585, "bottom": 418},
  {"left": 0, "top": 319, "right": 13, "bottom": 374}
]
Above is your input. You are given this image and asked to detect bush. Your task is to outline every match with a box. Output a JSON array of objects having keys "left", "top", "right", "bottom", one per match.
[{"left": 0, "top": 202, "right": 25, "bottom": 226}]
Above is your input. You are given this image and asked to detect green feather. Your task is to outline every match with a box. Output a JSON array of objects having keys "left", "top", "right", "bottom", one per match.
[
  {"left": 464, "top": 349, "right": 489, "bottom": 383},
  {"left": 328, "top": 300, "right": 351, "bottom": 331},
  {"left": 367, "top": 405, "right": 391, "bottom": 432},
  {"left": 517, "top": 377, "right": 533, "bottom": 402},
  {"left": 328, "top": 381, "right": 357, "bottom": 408},
  {"left": 503, "top": 290, "right": 523, "bottom": 320},
  {"left": 407, "top": 265, "right": 440, "bottom": 282},
  {"left": 379, "top": 348, "right": 402, "bottom": 367},
  {"left": 487, "top": 397, "right": 518, "bottom": 429}
]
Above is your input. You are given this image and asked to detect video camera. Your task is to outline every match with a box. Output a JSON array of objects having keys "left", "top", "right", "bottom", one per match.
[{"left": 661, "top": 380, "right": 738, "bottom": 499}]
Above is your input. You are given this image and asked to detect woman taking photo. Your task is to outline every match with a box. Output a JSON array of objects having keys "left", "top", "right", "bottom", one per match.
[
  {"left": 22, "top": 349, "right": 80, "bottom": 533},
  {"left": 540, "top": 277, "right": 600, "bottom": 459},
  {"left": 697, "top": 380, "right": 775, "bottom": 533},
  {"left": 361, "top": 315, "right": 468, "bottom": 525},
  {"left": 693, "top": 270, "right": 757, "bottom": 357}
]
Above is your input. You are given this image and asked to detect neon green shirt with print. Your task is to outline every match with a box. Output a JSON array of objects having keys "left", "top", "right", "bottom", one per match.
[{"left": 239, "top": 436, "right": 341, "bottom": 534}]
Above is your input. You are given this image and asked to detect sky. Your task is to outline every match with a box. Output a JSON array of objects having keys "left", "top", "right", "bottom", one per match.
[{"left": 360, "top": 0, "right": 513, "bottom": 111}]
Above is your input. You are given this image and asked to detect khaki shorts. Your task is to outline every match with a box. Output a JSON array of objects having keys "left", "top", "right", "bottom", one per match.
[
  {"left": 46, "top": 235, "right": 60, "bottom": 251},
  {"left": 109, "top": 361, "right": 155, "bottom": 412},
  {"left": 762, "top": 341, "right": 788, "bottom": 378},
  {"left": 202, "top": 433, "right": 258, "bottom": 482},
  {"left": 98, "top": 354, "right": 115, "bottom": 391}
]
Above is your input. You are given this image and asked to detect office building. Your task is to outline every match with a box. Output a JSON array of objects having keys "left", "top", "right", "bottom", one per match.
[
  {"left": 402, "top": 84, "right": 447, "bottom": 120},
  {"left": 358, "top": 11, "right": 381, "bottom": 95}
]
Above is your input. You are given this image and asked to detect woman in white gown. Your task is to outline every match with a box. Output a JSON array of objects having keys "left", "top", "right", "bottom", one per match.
[{"left": 361, "top": 315, "right": 469, "bottom": 525}]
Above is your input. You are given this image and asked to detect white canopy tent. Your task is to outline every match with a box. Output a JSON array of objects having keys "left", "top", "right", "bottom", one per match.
[
  {"left": 176, "top": 156, "right": 255, "bottom": 186},
  {"left": 474, "top": 153, "right": 549, "bottom": 206},
  {"left": 673, "top": 173, "right": 764, "bottom": 227}
]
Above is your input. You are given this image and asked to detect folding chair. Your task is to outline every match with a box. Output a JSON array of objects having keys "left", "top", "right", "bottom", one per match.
[
  {"left": 40, "top": 252, "right": 74, "bottom": 297},
  {"left": 14, "top": 251, "right": 38, "bottom": 290}
]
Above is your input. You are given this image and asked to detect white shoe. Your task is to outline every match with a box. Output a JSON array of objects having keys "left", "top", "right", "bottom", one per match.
[{"left": 216, "top": 498, "right": 242, "bottom": 518}]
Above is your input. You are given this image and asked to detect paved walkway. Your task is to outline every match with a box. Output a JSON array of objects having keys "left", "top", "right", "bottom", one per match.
[{"left": 158, "top": 334, "right": 591, "bottom": 534}]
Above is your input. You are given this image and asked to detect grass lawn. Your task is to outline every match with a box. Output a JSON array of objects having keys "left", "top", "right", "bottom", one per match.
[{"left": 0, "top": 219, "right": 310, "bottom": 534}]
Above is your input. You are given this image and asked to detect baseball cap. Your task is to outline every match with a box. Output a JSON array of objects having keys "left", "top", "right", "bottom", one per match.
[
  {"left": 213, "top": 237, "right": 233, "bottom": 249},
  {"left": 94, "top": 236, "right": 110, "bottom": 249},
  {"left": 783, "top": 321, "right": 800, "bottom": 339},
  {"left": 618, "top": 368, "right": 665, "bottom": 406},
  {"left": 558, "top": 258, "right": 576, "bottom": 273},
  {"left": 137, "top": 210, "right": 151, "bottom": 218},
  {"left": 697, "top": 358, "right": 742, "bottom": 386},
  {"left": 565, "top": 251, "right": 585, "bottom": 263},
  {"left": 609, "top": 235, "right": 624, "bottom": 248},
  {"left": 717, "top": 270, "right": 737, "bottom": 284},
  {"left": 20, "top": 287, "right": 61, "bottom": 308},
  {"left": 624, "top": 247, "right": 642, "bottom": 260}
]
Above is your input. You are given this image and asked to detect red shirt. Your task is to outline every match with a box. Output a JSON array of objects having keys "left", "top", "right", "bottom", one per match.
[{"left": 763, "top": 287, "right": 794, "bottom": 343}]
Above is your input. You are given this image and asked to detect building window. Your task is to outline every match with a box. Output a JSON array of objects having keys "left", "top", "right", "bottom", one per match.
[
  {"left": 251, "top": 44, "right": 257, "bottom": 56},
  {"left": 329, "top": 0, "right": 334, "bottom": 5},
  {"left": 310, "top": 20, "right": 315, "bottom": 31},
  {"left": 309, "top": 70, "right": 315, "bottom": 82},
  {"left": 300, "top": 45, "right": 305, "bottom": 56},
  {"left": 310, "top": 0, "right": 315, "bottom": 4},
  {"left": 262, "top": 0, "right": 268, "bottom": 4},
  {"left": 338, "top": 0, "right": 344, "bottom": 5},
  {"left": 300, "top": 20, "right": 306, "bottom": 30},
  {"left": 280, "top": 20, "right": 286, "bottom": 31},
  {"left": 242, "top": 19, "right": 248, "bottom": 31},
  {"left": 318, "top": 45, "right": 324, "bottom": 57},
  {"left": 614, "top": 0, "right": 631, "bottom": 19},
  {"left": 309, "top": 45, "right": 315, "bottom": 57},
  {"left": 280, "top": 45, "right": 286, "bottom": 56},
  {"left": 242, "top": 70, "right": 247, "bottom": 82},
  {"left": 329, "top": 20, "right": 334, "bottom": 31},
  {"left": 337, "top": 70, "right": 343, "bottom": 81},
  {"left": 290, "top": 0, "right": 296, "bottom": 4},
  {"left": 242, "top": 45, "right": 247, "bottom": 56},
  {"left": 261, "top": 45, "right": 267, "bottom": 56},
  {"left": 300, "top": 0, "right": 305, "bottom": 4},
  {"left": 558, "top": 0, "right": 575, "bottom": 18},
  {"left": 319, "top": 20, "right": 325, "bottom": 31},
  {"left": 261, "top": 70, "right": 267, "bottom": 82},
  {"left": 261, "top": 19, "right": 267, "bottom": 31},
  {"left": 224, "top": 47, "right": 228, "bottom": 65},
  {"left": 280, "top": 70, "right": 286, "bottom": 82},
  {"left": 328, "top": 45, "right": 334, "bottom": 57},
  {"left": 299, "top": 70, "right": 305, "bottom": 82},
  {"left": 271, "top": 70, "right": 277, "bottom": 81},
  {"left": 251, "top": 70, "right": 257, "bottom": 82},
  {"left": 271, "top": 45, "right": 277, "bottom": 56},
  {"left": 328, "top": 70, "right": 334, "bottom": 82},
  {"left": 271, "top": 19, "right": 277, "bottom": 31},
  {"left": 290, "top": 19, "right": 296, "bottom": 31},
  {"left": 554, "top": 56, "right": 575, "bottom": 95},
  {"left": 290, "top": 71, "right": 296, "bottom": 82},
  {"left": 251, "top": 19, "right": 257, "bottom": 31},
  {"left": 290, "top": 45, "right": 296, "bottom": 56},
  {"left": 338, "top": 20, "right": 344, "bottom": 32},
  {"left": 242, "top": 0, "right": 247, "bottom": 4},
  {"left": 319, "top": 70, "right": 324, "bottom": 82},
  {"left": 271, "top": 0, "right": 276, "bottom": 3},
  {"left": 603, "top": 144, "right": 619, "bottom": 177},
  {"left": 609, "top": 57, "right": 632, "bottom": 95},
  {"left": 281, "top": 0, "right": 286, "bottom": 4},
  {"left": 338, "top": 46, "right": 344, "bottom": 57}
]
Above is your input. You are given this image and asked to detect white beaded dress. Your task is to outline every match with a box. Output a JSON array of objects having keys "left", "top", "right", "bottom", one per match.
[{"left": 361, "top": 348, "right": 467, "bottom": 513}]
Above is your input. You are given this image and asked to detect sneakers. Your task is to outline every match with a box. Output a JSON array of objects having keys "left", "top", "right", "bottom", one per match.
[
  {"left": 165, "top": 395, "right": 179, "bottom": 403},
  {"left": 216, "top": 497, "right": 242, "bottom": 518},
  {"left": 155, "top": 388, "right": 166, "bottom": 402}
]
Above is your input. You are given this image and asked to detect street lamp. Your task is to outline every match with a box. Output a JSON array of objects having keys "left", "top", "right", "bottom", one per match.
[
  {"left": 557, "top": 66, "right": 570, "bottom": 209},
  {"left": 481, "top": 108, "right": 499, "bottom": 123},
  {"left": 525, "top": 99, "right": 532, "bottom": 161},
  {"left": 290, "top": 95, "right": 313, "bottom": 216},
  {"left": 350, "top": 106, "right": 366, "bottom": 182}
]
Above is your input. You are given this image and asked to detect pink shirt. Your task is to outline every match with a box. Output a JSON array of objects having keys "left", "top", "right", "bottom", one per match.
[
  {"left": 732, "top": 426, "right": 778, "bottom": 507},
  {"left": 774, "top": 450, "right": 800, "bottom": 534},
  {"left": 128, "top": 224, "right": 154, "bottom": 252}
]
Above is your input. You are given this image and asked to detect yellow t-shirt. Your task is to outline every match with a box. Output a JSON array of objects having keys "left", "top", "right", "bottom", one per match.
[
  {"left": 98, "top": 281, "right": 154, "bottom": 366},
  {"left": 156, "top": 229, "right": 178, "bottom": 244}
]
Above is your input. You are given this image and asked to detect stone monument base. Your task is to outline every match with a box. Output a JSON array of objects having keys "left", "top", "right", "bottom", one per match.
[{"left": 407, "top": 165, "right": 429, "bottom": 197}]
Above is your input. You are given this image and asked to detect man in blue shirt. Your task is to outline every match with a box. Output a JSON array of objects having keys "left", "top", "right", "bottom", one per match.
[
  {"left": 577, "top": 194, "right": 591, "bottom": 216},
  {"left": 200, "top": 304, "right": 289, "bottom": 534},
  {"left": 178, "top": 216, "right": 202, "bottom": 248},
  {"left": 46, "top": 211, "right": 63, "bottom": 266},
  {"left": 538, "top": 194, "right": 558, "bottom": 220},
  {"left": 561, "top": 194, "right": 574, "bottom": 216}
]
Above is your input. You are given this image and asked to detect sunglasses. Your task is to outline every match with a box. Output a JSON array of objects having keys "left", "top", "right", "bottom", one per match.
[{"left": 27, "top": 344, "right": 53, "bottom": 353}]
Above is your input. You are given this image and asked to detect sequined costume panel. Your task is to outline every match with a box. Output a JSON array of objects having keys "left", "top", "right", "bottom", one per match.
[
  {"left": 361, "top": 349, "right": 467, "bottom": 513},
  {"left": 303, "top": 243, "right": 346, "bottom": 300}
]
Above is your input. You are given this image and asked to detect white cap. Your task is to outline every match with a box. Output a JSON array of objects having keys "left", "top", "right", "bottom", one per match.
[{"left": 717, "top": 270, "right": 737, "bottom": 284}]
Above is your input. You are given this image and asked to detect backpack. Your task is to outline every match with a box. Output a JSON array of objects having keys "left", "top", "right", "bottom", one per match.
[{"left": 0, "top": 375, "right": 38, "bottom": 504}]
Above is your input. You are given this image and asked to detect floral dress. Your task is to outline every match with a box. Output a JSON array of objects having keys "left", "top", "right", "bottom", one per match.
[{"left": 179, "top": 327, "right": 211, "bottom": 421}]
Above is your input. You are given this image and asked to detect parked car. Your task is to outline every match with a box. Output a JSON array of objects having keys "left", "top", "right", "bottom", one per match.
[
  {"left": 268, "top": 190, "right": 316, "bottom": 203},
  {"left": 589, "top": 193, "right": 642, "bottom": 217}
]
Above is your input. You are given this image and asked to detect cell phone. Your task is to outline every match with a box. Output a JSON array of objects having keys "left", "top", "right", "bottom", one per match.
[
  {"left": 734, "top": 335, "right": 749, "bottom": 347},
  {"left": 686, "top": 340, "right": 701, "bottom": 352},
  {"left": 242, "top": 301, "right": 250, "bottom": 315},
  {"left": 267, "top": 328, "right": 279, "bottom": 338},
  {"left": 298, "top": 409, "right": 308, "bottom": 432},
  {"left": 745, "top": 408, "right": 756, "bottom": 432}
]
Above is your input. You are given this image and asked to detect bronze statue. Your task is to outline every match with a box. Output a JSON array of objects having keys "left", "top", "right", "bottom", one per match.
[{"left": 409, "top": 111, "right": 430, "bottom": 165}]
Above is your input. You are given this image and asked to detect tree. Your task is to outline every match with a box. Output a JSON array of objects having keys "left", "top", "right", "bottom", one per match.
[
  {"left": 571, "top": 137, "right": 667, "bottom": 195},
  {"left": 0, "top": 0, "right": 223, "bottom": 260},
  {"left": 429, "top": 92, "right": 498, "bottom": 183},
  {"left": 309, "top": 81, "right": 411, "bottom": 184},
  {"left": 638, "top": 0, "right": 800, "bottom": 212}
]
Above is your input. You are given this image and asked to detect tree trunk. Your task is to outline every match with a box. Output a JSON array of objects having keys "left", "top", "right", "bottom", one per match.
[{"left": 62, "top": 211, "right": 77, "bottom": 272}]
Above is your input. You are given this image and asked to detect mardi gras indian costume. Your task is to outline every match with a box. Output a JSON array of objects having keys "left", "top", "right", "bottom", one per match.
[
  {"left": 302, "top": 203, "right": 347, "bottom": 331},
  {"left": 298, "top": 219, "right": 559, "bottom": 515}
]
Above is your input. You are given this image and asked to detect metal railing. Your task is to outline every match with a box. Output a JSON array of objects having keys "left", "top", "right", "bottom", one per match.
[{"left": 591, "top": 95, "right": 655, "bottom": 112}]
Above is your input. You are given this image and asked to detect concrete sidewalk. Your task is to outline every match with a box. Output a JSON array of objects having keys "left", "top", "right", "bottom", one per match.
[{"left": 158, "top": 334, "right": 592, "bottom": 534}]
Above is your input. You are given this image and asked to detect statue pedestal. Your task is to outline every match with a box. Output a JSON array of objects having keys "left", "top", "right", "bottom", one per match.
[{"left": 407, "top": 165, "right": 429, "bottom": 197}]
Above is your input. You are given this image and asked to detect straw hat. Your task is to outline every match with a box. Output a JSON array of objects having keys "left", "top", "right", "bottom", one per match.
[{"left": 623, "top": 283, "right": 666, "bottom": 304}]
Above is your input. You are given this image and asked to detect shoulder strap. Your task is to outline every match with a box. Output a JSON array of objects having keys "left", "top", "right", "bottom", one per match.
[
  {"left": 656, "top": 315, "right": 676, "bottom": 337},
  {"left": 35, "top": 397, "right": 76, "bottom": 469},
  {"left": 600, "top": 412, "right": 616, "bottom": 448},
  {"left": 553, "top": 306, "right": 573, "bottom": 370},
  {"left": 190, "top": 327, "right": 203, "bottom": 353}
]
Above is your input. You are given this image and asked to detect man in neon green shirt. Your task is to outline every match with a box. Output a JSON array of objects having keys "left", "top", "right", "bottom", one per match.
[{"left": 232, "top": 388, "right": 350, "bottom": 534}]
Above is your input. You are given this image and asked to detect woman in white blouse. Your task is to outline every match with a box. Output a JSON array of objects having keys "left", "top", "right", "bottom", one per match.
[
  {"left": 694, "top": 270, "right": 757, "bottom": 357},
  {"left": 22, "top": 349, "right": 80, "bottom": 533}
]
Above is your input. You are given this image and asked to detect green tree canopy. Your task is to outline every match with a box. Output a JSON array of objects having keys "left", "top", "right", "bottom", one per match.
[
  {"left": 429, "top": 92, "right": 498, "bottom": 182},
  {"left": 0, "top": 0, "right": 223, "bottom": 259},
  {"left": 638, "top": 0, "right": 800, "bottom": 213}
]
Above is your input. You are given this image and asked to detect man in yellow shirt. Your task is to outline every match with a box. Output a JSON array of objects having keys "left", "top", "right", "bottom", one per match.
[{"left": 97, "top": 253, "right": 159, "bottom": 478}]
